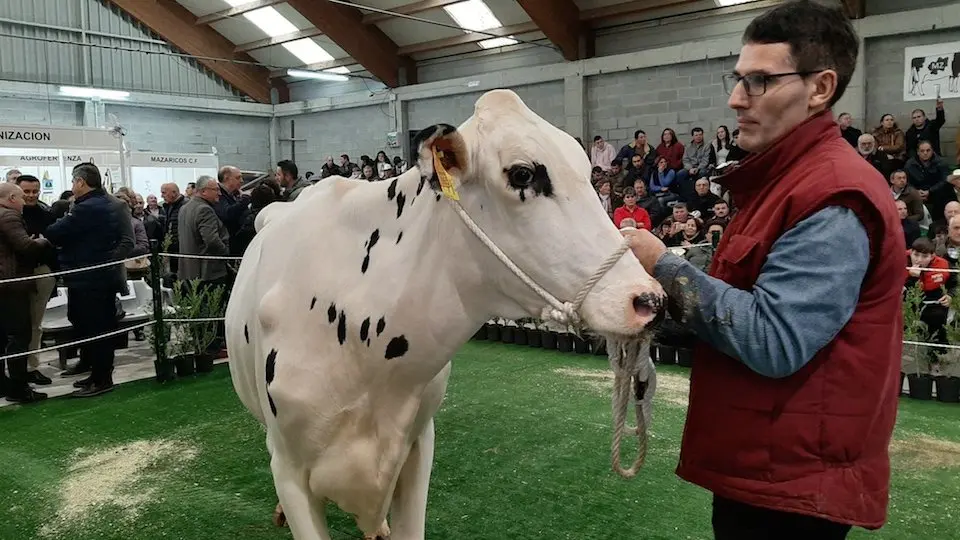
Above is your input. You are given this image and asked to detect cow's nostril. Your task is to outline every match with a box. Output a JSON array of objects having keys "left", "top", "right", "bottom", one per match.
[{"left": 633, "top": 292, "right": 661, "bottom": 314}]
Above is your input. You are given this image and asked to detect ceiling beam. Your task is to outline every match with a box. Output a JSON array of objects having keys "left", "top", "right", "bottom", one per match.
[
  {"left": 285, "top": 0, "right": 408, "bottom": 87},
  {"left": 196, "top": 0, "right": 283, "bottom": 26},
  {"left": 106, "top": 0, "right": 277, "bottom": 104},
  {"left": 235, "top": 28, "right": 324, "bottom": 53},
  {"left": 581, "top": 0, "right": 695, "bottom": 24},
  {"left": 841, "top": 0, "right": 866, "bottom": 19},
  {"left": 362, "top": 0, "right": 464, "bottom": 25},
  {"left": 398, "top": 22, "right": 540, "bottom": 55},
  {"left": 517, "top": 0, "right": 585, "bottom": 61}
]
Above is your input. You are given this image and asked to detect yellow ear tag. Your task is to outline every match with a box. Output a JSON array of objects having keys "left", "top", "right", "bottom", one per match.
[{"left": 433, "top": 149, "right": 459, "bottom": 201}]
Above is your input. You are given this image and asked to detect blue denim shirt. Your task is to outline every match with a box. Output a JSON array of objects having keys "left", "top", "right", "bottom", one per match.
[{"left": 653, "top": 206, "right": 870, "bottom": 378}]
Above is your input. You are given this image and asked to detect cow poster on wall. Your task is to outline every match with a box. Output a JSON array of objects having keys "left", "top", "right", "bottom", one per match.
[{"left": 905, "top": 42, "right": 960, "bottom": 101}]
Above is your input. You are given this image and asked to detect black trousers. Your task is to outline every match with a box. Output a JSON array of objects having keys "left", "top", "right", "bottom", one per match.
[
  {"left": 67, "top": 288, "right": 118, "bottom": 384},
  {"left": 712, "top": 496, "right": 851, "bottom": 540},
  {"left": 0, "top": 288, "right": 34, "bottom": 393}
]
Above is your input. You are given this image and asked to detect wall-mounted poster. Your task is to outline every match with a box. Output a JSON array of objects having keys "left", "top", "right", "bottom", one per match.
[{"left": 905, "top": 42, "right": 960, "bottom": 101}]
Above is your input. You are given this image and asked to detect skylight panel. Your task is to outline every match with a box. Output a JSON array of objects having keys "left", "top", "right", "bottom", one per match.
[
  {"left": 283, "top": 38, "right": 335, "bottom": 65},
  {"left": 243, "top": 7, "right": 298, "bottom": 37},
  {"left": 444, "top": 0, "right": 504, "bottom": 32},
  {"left": 479, "top": 37, "right": 518, "bottom": 49},
  {"left": 324, "top": 66, "right": 351, "bottom": 74}
]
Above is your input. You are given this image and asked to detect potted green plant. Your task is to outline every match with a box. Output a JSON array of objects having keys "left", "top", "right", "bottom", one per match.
[
  {"left": 541, "top": 319, "right": 558, "bottom": 350},
  {"left": 514, "top": 318, "right": 529, "bottom": 346},
  {"left": 572, "top": 330, "right": 590, "bottom": 354},
  {"left": 193, "top": 282, "right": 226, "bottom": 373},
  {"left": 556, "top": 326, "right": 573, "bottom": 353},
  {"left": 169, "top": 280, "right": 205, "bottom": 377},
  {"left": 935, "top": 292, "right": 960, "bottom": 402},
  {"left": 525, "top": 319, "right": 542, "bottom": 348},
  {"left": 146, "top": 309, "right": 175, "bottom": 383},
  {"left": 902, "top": 283, "right": 933, "bottom": 400}
]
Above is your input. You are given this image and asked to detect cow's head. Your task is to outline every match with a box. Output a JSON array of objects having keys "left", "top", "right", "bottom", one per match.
[{"left": 412, "top": 89, "right": 665, "bottom": 336}]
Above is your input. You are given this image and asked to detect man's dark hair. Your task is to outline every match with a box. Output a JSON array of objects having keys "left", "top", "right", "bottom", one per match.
[
  {"left": 673, "top": 202, "right": 688, "bottom": 210},
  {"left": 597, "top": 178, "right": 611, "bottom": 189},
  {"left": 634, "top": 129, "right": 645, "bottom": 139},
  {"left": 917, "top": 140, "right": 934, "bottom": 151},
  {"left": 912, "top": 108, "right": 926, "bottom": 117},
  {"left": 251, "top": 183, "right": 277, "bottom": 208},
  {"left": 838, "top": 112, "right": 851, "bottom": 119},
  {"left": 15, "top": 174, "right": 40, "bottom": 186},
  {"left": 277, "top": 160, "right": 298, "bottom": 179},
  {"left": 72, "top": 163, "right": 102, "bottom": 189},
  {"left": 691, "top": 127, "right": 704, "bottom": 135},
  {"left": 912, "top": 237, "right": 936, "bottom": 255},
  {"left": 592, "top": 166, "right": 603, "bottom": 174},
  {"left": 305, "top": 171, "right": 314, "bottom": 179},
  {"left": 610, "top": 159, "right": 621, "bottom": 168},
  {"left": 594, "top": 135, "right": 602, "bottom": 142},
  {"left": 714, "top": 199, "right": 728, "bottom": 207},
  {"left": 742, "top": 0, "right": 858, "bottom": 107},
  {"left": 340, "top": 154, "right": 349, "bottom": 161},
  {"left": 623, "top": 187, "right": 636, "bottom": 197},
  {"left": 890, "top": 169, "right": 906, "bottom": 180},
  {"left": 186, "top": 182, "right": 196, "bottom": 189}
]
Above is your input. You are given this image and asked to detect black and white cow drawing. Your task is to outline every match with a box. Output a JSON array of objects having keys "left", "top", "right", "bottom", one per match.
[{"left": 910, "top": 52, "right": 960, "bottom": 97}]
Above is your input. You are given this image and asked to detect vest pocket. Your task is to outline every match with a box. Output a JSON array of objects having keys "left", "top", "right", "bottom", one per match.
[{"left": 715, "top": 234, "right": 765, "bottom": 289}]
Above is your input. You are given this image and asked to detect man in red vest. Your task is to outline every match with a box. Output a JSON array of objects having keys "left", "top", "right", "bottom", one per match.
[{"left": 622, "top": 1, "right": 904, "bottom": 538}]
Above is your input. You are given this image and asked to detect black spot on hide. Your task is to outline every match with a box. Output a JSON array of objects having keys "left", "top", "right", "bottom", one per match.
[
  {"left": 387, "top": 178, "right": 398, "bottom": 201},
  {"left": 376, "top": 317, "right": 386, "bottom": 336},
  {"left": 337, "top": 311, "right": 347, "bottom": 345},
  {"left": 328, "top": 303, "right": 337, "bottom": 323},
  {"left": 244, "top": 324, "right": 249, "bottom": 344},
  {"left": 385, "top": 336, "right": 409, "bottom": 360},
  {"left": 362, "top": 229, "right": 380, "bottom": 274},
  {"left": 310, "top": 297, "right": 316, "bottom": 310},
  {"left": 360, "top": 317, "right": 370, "bottom": 341},
  {"left": 265, "top": 349, "right": 277, "bottom": 384},
  {"left": 396, "top": 192, "right": 406, "bottom": 219},
  {"left": 396, "top": 231, "right": 403, "bottom": 244},
  {"left": 268, "top": 392, "right": 277, "bottom": 416}
]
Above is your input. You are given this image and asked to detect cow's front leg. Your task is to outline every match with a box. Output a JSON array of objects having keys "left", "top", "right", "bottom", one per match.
[
  {"left": 388, "top": 418, "right": 436, "bottom": 540},
  {"left": 270, "top": 451, "right": 331, "bottom": 540}
]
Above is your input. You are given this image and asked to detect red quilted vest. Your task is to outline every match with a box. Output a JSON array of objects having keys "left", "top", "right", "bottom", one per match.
[{"left": 677, "top": 111, "right": 905, "bottom": 529}]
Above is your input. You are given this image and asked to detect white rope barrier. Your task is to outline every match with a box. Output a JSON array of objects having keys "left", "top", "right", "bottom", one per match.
[
  {"left": 161, "top": 253, "right": 244, "bottom": 261},
  {"left": 0, "top": 321, "right": 155, "bottom": 362},
  {"left": 164, "top": 317, "right": 226, "bottom": 323},
  {"left": 0, "top": 256, "right": 147, "bottom": 285},
  {"left": 902, "top": 340, "right": 960, "bottom": 350},
  {"left": 907, "top": 266, "right": 960, "bottom": 273}
]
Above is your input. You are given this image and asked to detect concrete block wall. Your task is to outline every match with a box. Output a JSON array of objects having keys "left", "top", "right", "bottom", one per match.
[
  {"left": 865, "top": 29, "right": 960, "bottom": 161},
  {"left": 586, "top": 57, "right": 739, "bottom": 152},
  {"left": 281, "top": 104, "right": 396, "bottom": 177},
  {"left": 0, "top": 98, "right": 81, "bottom": 126},
  {"left": 406, "top": 82, "right": 565, "bottom": 132},
  {"left": 106, "top": 104, "right": 271, "bottom": 172}
]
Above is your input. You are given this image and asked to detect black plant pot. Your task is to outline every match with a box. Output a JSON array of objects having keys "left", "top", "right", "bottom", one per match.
[
  {"left": 542, "top": 331, "right": 558, "bottom": 350},
  {"left": 907, "top": 373, "right": 934, "bottom": 400},
  {"left": 593, "top": 339, "right": 607, "bottom": 356},
  {"left": 557, "top": 333, "right": 573, "bottom": 353},
  {"left": 154, "top": 359, "right": 176, "bottom": 383},
  {"left": 573, "top": 335, "right": 590, "bottom": 354},
  {"left": 195, "top": 353, "right": 215, "bottom": 374},
  {"left": 658, "top": 345, "right": 676, "bottom": 365},
  {"left": 173, "top": 353, "right": 196, "bottom": 377},
  {"left": 899, "top": 372, "right": 906, "bottom": 397},
  {"left": 487, "top": 324, "right": 501, "bottom": 342},
  {"left": 472, "top": 325, "right": 489, "bottom": 341},
  {"left": 935, "top": 376, "right": 960, "bottom": 403},
  {"left": 677, "top": 348, "right": 694, "bottom": 367},
  {"left": 527, "top": 329, "right": 542, "bottom": 348},
  {"left": 514, "top": 328, "right": 529, "bottom": 346},
  {"left": 501, "top": 326, "right": 515, "bottom": 344},
  {"left": 648, "top": 344, "right": 659, "bottom": 364}
]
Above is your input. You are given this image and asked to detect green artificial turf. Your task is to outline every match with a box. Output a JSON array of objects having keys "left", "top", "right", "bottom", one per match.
[{"left": 1, "top": 341, "right": 959, "bottom": 539}]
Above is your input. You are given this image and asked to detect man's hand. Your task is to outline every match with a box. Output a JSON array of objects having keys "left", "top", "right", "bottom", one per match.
[
  {"left": 937, "top": 98, "right": 944, "bottom": 109},
  {"left": 940, "top": 294, "right": 951, "bottom": 307},
  {"left": 690, "top": 168, "right": 699, "bottom": 176},
  {"left": 621, "top": 228, "right": 667, "bottom": 275},
  {"left": 919, "top": 189, "right": 929, "bottom": 201},
  {"left": 908, "top": 267, "right": 922, "bottom": 278}
]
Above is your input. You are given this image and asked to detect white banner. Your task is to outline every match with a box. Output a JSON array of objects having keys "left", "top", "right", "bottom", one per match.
[
  {"left": 0, "top": 152, "right": 118, "bottom": 167},
  {"left": 127, "top": 152, "right": 219, "bottom": 168},
  {"left": 904, "top": 43, "right": 960, "bottom": 102},
  {"left": 0, "top": 125, "right": 120, "bottom": 149}
]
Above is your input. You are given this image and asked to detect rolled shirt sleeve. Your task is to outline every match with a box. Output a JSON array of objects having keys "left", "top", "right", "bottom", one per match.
[{"left": 652, "top": 206, "right": 870, "bottom": 378}]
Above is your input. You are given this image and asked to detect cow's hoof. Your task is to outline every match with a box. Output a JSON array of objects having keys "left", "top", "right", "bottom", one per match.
[
  {"left": 273, "top": 503, "right": 287, "bottom": 527},
  {"left": 364, "top": 520, "right": 390, "bottom": 539}
]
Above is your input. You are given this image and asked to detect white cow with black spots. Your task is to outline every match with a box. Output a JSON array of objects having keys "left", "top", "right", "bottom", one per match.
[{"left": 226, "top": 89, "right": 666, "bottom": 540}]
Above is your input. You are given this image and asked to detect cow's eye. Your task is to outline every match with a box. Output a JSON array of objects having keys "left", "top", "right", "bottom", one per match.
[{"left": 506, "top": 165, "right": 535, "bottom": 189}]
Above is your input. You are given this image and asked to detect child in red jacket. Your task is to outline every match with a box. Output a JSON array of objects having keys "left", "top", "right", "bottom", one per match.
[{"left": 907, "top": 237, "right": 954, "bottom": 353}]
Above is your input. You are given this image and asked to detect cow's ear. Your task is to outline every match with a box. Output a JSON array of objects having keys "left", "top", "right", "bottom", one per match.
[{"left": 411, "top": 124, "right": 468, "bottom": 192}]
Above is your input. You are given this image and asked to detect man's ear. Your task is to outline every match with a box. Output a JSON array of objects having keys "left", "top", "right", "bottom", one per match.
[{"left": 411, "top": 124, "right": 468, "bottom": 191}]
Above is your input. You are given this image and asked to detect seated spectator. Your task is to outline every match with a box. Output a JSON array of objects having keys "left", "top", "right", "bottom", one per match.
[
  {"left": 616, "top": 130, "right": 656, "bottom": 177},
  {"left": 591, "top": 135, "right": 617, "bottom": 171},
  {"left": 906, "top": 100, "right": 945, "bottom": 159},
  {"left": 662, "top": 202, "right": 691, "bottom": 242},
  {"left": 382, "top": 164, "right": 396, "bottom": 179},
  {"left": 349, "top": 165, "right": 362, "bottom": 179},
  {"left": 935, "top": 214, "right": 960, "bottom": 267},
  {"left": 906, "top": 140, "right": 954, "bottom": 222},
  {"left": 619, "top": 218, "right": 637, "bottom": 229},
  {"left": 667, "top": 216, "right": 705, "bottom": 248},
  {"left": 725, "top": 128, "right": 749, "bottom": 163},
  {"left": 649, "top": 156, "right": 677, "bottom": 197},
  {"left": 612, "top": 187, "right": 652, "bottom": 230},
  {"left": 606, "top": 160, "right": 628, "bottom": 190},
  {"left": 305, "top": 171, "right": 314, "bottom": 181},
  {"left": 596, "top": 179, "right": 620, "bottom": 221},
  {"left": 321, "top": 156, "right": 340, "bottom": 178},
  {"left": 889, "top": 169, "right": 923, "bottom": 223},
  {"left": 928, "top": 200, "right": 960, "bottom": 241},
  {"left": 362, "top": 164, "right": 378, "bottom": 182},
  {"left": 591, "top": 166, "right": 606, "bottom": 188},
  {"left": 393, "top": 156, "right": 407, "bottom": 174},
  {"left": 898, "top": 200, "right": 921, "bottom": 248},
  {"left": 857, "top": 134, "right": 893, "bottom": 180},
  {"left": 625, "top": 154, "right": 649, "bottom": 188},
  {"left": 906, "top": 237, "right": 954, "bottom": 357},
  {"left": 713, "top": 125, "right": 733, "bottom": 167},
  {"left": 656, "top": 128, "right": 685, "bottom": 171},
  {"left": 873, "top": 113, "right": 906, "bottom": 169},
  {"left": 838, "top": 112, "right": 861, "bottom": 148},
  {"left": 711, "top": 199, "right": 732, "bottom": 226},
  {"left": 633, "top": 180, "right": 665, "bottom": 227},
  {"left": 676, "top": 127, "right": 716, "bottom": 201},
  {"left": 689, "top": 178, "right": 722, "bottom": 220},
  {"left": 704, "top": 219, "right": 726, "bottom": 246},
  {"left": 685, "top": 219, "right": 726, "bottom": 271},
  {"left": 655, "top": 220, "right": 674, "bottom": 242}
]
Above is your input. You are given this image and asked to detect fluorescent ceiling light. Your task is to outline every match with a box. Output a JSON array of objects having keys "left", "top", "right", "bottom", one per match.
[
  {"left": 716, "top": 0, "right": 751, "bottom": 6},
  {"left": 444, "top": 0, "right": 504, "bottom": 32},
  {"left": 479, "top": 37, "right": 518, "bottom": 49},
  {"left": 223, "top": 0, "right": 247, "bottom": 6},
  {"left": 324, "top": 66, "right": 351, "bottom": 74},
  {"left": 243, "top": 7, "right": 297, "bottom": 37},
  {"left": 287, "top": 69, "right": 349, "bottom": 82},
  {"left": 59, "top": 86, "right": 130, "bottom": 100}
]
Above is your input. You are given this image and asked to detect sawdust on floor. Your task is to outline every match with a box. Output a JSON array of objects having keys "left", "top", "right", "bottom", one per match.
[
  {"left": 39, "top": 438, "right": 199, "bottom": 537},
  {"left": 554, "top": 367, "right": 690, "bottom": 407},
  {"left": 889, "top": 436, "right": 960, "bottom": 470}
]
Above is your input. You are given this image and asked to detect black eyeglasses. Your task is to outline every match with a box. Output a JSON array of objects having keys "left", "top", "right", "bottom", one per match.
[{"left": 722, "top": 71, "right": 824, "bottom": 96}]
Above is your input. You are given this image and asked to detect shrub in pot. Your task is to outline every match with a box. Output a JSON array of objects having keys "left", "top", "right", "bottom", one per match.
[
  {"left": 486, "top": 319, "right": 501, "bottom": 342},
  {"left": 501, "top": 319, "right": 516, "bottom": 344},
  {"left": 542, "top": 327, "right": 558, "bottom": 350},
  {"left": 514, "top": 319, "right": 529, "bottom": 346},
  {"left": 147, "top": 314, "right": 175, "bottom": 383},
  {"left": 526, "top": 320, "right": 542, "bottom": 348},
  {"left": 193, "top": 282, "right": 226, "bottom": 374},
  {"left": 902, "top": 283, "right": 933, "bottom": 400},
  {"left": 936, "top": 308, "right": 960, "bottom": 402},
  {"left": 556, "top": 331, "right": 573, "bottom": 353},
  {"left": 573, "top": 333, "right": 590, "bottom": 354}
]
